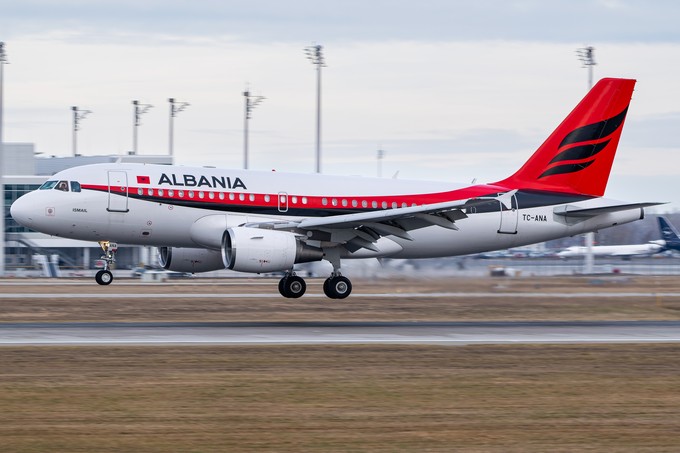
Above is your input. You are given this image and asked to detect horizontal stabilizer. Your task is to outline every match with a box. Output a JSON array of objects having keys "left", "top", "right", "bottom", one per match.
[{"left": 553, "top": 202, "right": 664, "bottom": 218}]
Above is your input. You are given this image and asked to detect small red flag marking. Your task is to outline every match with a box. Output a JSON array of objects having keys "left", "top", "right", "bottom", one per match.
[{"left": 137, "top": 175, "right": 151, "bottom": 184}]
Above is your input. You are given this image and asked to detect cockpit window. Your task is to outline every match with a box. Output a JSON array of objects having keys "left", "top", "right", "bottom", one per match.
[
  {"left": 56, "top": 180, "right": 69, "bottom": 192},
  {"left": 70, "top": 181, "right": 81, "bottom": 193},
  {"left": 39, "top": 180, "right": 58, "bottom": 190}
]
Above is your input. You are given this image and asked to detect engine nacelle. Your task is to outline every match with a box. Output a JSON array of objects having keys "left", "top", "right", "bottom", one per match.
[
  {"left": 222, "top": 227, "right": 323, "bottom": 273},
  {"left": 158, "top": 247, "right": 225, "bottom": 273}
]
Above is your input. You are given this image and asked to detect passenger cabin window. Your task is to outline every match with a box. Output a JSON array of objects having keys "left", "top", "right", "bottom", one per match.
[
  {"left": 70, "top": 181, "right": 81, "bottom": 193},
  {"left": 56, "top": 181, "right": 69, "bottom": 192}
]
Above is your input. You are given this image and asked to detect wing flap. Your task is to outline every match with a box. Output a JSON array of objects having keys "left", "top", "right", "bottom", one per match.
[
  {"left": 248, "top": 191, "right": 514, "bottom": 254},
  {"left": 295, "top": 195, "right": 506, "bottom": 230}
]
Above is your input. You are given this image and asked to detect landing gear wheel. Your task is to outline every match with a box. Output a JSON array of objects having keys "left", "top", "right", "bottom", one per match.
[
  {"left": 95, "top": 269, "right": 113, "bottom": 286},
  {"left": 323, "top": 276, "right": 352, "bottom": 299},
  {"left": 278, "top": 275, "right": 306, "bottom": 298},
  {"left": 96, "top": 241, "right": 117, "bottom": 286}
]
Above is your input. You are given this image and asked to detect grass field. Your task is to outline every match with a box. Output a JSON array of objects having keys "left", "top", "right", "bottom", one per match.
[
  {"left": 1, "top": 275, "right": 680, "bottom": 322},
  {"left": 1, "top": 344, "right": 680, "bottom": 452}
]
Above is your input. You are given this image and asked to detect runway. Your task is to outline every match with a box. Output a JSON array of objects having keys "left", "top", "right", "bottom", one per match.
[
  {"left": 2, "top": 321, "right": 680, "bottom": 345},
  {"left": 2, "top": 292, "right": 680, "bottom": 299}
]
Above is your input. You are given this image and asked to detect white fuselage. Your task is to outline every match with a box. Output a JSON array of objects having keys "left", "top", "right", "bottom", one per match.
[{"left": 11, "top": 162, "right": 645, "bottom": 260}]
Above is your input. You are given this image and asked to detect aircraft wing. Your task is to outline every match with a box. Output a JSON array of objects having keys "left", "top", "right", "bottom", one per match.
[{"left": 248, "top": 191, "right": 516, "bottom": 253}]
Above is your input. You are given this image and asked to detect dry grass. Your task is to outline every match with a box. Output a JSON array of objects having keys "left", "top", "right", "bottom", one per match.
[
  {"left": 1, "top": 344, "right": 680, "bottom": 452},
  {"left": 1, "top": 276, "right": 680, "bottom": 322}
]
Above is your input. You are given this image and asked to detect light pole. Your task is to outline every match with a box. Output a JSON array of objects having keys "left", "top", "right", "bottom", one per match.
[
  {"left": 132, "top": 100, "right": 153, "bottom": 155},
  {"left": 305, "top": 44, "right": 325, "bottom": 173},
  {"left": 377, "top": 147, "right": 385, "bottom": 178},
  {"left": 576, "top": 46, "right": 596, "bottom": 90},
  {"left": 71, "top": 106, "right": 92, "bottom": 157},
  {"left": 168, "top": 98, "right": 189, "bottom": 159},
  {"left": 242, "top": 89, "right": 265, "bottom": 170},
  {"left": 0, "top": 42, "right": 7, "bottom": 277},
  {"left": 577, "top": 46, "right": 596, "bottom": 274}
]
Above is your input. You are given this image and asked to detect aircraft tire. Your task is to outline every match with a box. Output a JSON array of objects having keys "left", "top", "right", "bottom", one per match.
[
  {"left": 284, "top": 275, "right": 306, "bottom": 298},
  {"left": 278, "top": 275, "right": 306, "bottom": 298},
  {"left": 323, "top": 276, "right": 352, "bottom": 299},
  {"left": 95, "top": 270, "right": 113, "bottom": 286},
  {"left": 278, "top": 276, "right": 290, "bottom": 297}
]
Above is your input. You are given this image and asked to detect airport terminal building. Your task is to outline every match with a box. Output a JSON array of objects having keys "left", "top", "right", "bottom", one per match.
[{"left": 3, "top": 143, "right": 172, "bottom": 275}]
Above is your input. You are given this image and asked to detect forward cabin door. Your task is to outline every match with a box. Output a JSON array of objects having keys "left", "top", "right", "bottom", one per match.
[
  {"left": 497, "top": 193, "right": 518, "bottom": 234},
  {"left": 107, "top": 170, "right": 129, "bottom": 213}
]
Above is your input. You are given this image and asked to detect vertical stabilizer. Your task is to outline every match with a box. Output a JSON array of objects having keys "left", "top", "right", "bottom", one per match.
[
  {"left": 495, "top": 78, "right": 636, "bottom": 197},
  {"left": 658, "top": 217, "right": 680, "bottom": 250}
]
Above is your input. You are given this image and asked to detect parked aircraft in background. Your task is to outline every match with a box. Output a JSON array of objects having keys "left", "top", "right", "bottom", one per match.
[
  {"left": 558, "top": 216, "right": 678, "bottom": 259},
  {"left": 556, "top": 243, "right": 663, "bottom": 259},
  {"left": 10, "top": 78, "right": 661, "bottom": 298}
]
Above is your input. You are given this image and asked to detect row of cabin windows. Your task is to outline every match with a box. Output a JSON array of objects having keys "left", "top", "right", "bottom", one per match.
[
  {"left": 38, "top": 180, "right": 420, "bottom": 209},
  {"left": 136, "top": 187, "right": 418, "bottom": 209}
]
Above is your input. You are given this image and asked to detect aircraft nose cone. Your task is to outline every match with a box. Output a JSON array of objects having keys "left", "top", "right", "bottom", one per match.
[{"left": 10, "top": 196, "right": 34, "bottom": 228}]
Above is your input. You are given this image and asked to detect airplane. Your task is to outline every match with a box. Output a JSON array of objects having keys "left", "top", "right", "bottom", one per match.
[
  {"left": 557, "top": 216, "right": 678, "bottom": 259},
  {"left": 556, "top": 243, "right": 663, "bottom": 259},
  {"left": 10, "top": 78, "right": 662, "bottom": 298}
]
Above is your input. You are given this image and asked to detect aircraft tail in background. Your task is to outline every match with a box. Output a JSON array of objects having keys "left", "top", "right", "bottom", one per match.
[{"left": 658, "top": 217, "right": 680, "bottom": 251}]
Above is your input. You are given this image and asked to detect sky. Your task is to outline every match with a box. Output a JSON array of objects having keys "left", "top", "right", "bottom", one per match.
[{"left": 1, "top": 0, "right": 680, "bottom": 211}]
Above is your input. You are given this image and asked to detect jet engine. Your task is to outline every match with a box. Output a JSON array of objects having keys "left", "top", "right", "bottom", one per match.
[
  {"left": 158, "top": 247, "right": 225, "bottom": 273},
  {"left": 222, "top": 227, "right": 324, "bottom": 273}
]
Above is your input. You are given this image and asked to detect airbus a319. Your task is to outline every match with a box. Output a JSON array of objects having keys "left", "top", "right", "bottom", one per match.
[{"left": 10, "top": 78, "right": 661, "bottom": 298}]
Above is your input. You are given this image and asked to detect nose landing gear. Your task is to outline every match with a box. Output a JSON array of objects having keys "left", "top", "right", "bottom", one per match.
[{"left": 95, "top": 241, "right": 118, "bottom": 286}]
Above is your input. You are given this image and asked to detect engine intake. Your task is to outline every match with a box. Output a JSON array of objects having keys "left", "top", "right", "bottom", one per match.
[{"left": 222, "top": 227, "right": 323, "bottom": 273}]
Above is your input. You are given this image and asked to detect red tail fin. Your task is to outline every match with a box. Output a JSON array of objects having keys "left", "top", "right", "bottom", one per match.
[{"left": 494, "top": 78, "right": 636, "bottom": 197}]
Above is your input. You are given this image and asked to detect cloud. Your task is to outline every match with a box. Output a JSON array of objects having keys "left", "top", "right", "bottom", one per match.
[{"left": 3, "top": 1, "right": 680, "bottom": 43}]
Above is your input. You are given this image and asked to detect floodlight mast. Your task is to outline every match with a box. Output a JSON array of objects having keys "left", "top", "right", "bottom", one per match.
[
  {"left": 132, "top": 100, "right": 153, "bottom": 155},
  {"left": 0, "top": 42, "right": 6, "bottom": 277},
  {"left": 71, "top": 106, "right": 92, "bottom": 157},
  {"left": 168, "top": 98, "right": 189, "bottom": 158},
  {"left": 242, "top": 89, "right": 265, "bottom": 170},
  {"left": 577, "top": 45, "right": 597, "bottom": 274},
  {"left": 576, "top": 46, "right": 596, "bottom": 90},
  {"left": 305, "top": 44, "right": 325, "bottom": 173}
]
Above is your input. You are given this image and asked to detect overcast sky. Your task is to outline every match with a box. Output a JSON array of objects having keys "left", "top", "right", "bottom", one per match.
[{"left": 1, "top": 0, "right": 679, "bottom": 210}]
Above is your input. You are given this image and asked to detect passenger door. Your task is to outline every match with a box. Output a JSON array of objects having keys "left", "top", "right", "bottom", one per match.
[{"left": 107, "top": 170, "right": 129, "bottom": 213}]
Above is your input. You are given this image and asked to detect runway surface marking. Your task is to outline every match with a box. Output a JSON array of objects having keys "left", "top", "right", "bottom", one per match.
[{"left": 2, "top": 321, "right": 679, "bottom": 345}]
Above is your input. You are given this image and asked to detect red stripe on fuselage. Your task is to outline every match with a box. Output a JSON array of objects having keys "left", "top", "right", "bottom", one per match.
[{"left": 81, "top": 183, "right": 509, "bottom": 212}]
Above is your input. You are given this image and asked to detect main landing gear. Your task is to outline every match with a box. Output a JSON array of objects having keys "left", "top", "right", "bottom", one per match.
[
  {"left": 323, "top": 274, "right": 352, "bottom": 299},
  {"left": 95, "top": 241, "right": 117, "bottom": 286},
  {"left": 277, "top": 272, "right": 353, "bottom": 299},
  {"left": 278, "top": 251, "right": 353, "bottom": 299},
  {"left": 278, "top": 272, "right": 307, "bottom": 298}
]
